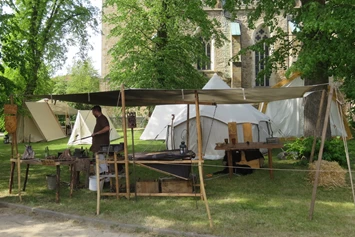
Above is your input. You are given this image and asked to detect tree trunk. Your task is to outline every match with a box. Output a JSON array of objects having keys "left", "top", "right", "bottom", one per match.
[{"left": 304, "top": 67, "right": 331, "bottom": 138}]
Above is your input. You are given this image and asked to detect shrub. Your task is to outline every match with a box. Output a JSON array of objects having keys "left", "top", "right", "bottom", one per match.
[{"left": 285, "top": 137, "right": 347, "bottom": 166}]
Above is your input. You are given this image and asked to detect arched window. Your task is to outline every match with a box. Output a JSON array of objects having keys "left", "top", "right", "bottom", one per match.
[
  {"left": 197, "top": 40, "right": 212, "bottom": 70},
  {"left": 254, "top": 27, "right": 269, "bottom": 86}
]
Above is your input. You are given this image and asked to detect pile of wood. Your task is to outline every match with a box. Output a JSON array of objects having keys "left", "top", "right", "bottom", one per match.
[{"left": 309, "top": 160, "right": 347, "bottom": 189}]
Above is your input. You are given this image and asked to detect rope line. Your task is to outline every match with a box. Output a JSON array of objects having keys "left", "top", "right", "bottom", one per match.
[{"left": 127, "top": 161, "right": 355, "bottom": 173}]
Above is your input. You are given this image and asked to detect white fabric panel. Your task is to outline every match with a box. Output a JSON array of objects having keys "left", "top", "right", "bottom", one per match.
[
  {"left": 266, "top": 98, "right": 304, "bottom": 138},
  {"left": 330, "top": 100, "right": 347, "bottom": 137}
]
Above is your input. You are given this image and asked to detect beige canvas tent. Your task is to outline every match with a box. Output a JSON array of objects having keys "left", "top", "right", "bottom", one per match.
[{"left": 16, "top": 102, "right": 66, "bottom": 143}]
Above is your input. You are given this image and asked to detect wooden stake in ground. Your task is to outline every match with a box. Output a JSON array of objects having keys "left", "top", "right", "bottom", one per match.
[
  {"left": 309, "top": 85, "right": 333, "bottom": 220},
  {"left": 120, "top": 84, "right": 130, "bottom": 199},
  {"left": 194, "top": 91, "right": 213, "bottom": 228},
  {"left": 96, "top": 153, "right": 101, "bottom": 215},
  {"left": 309, "top": 90, "right": 325, "bottom": 163},
  {"left": 186, "top": 104, "right": 190, "bottom": 150}
]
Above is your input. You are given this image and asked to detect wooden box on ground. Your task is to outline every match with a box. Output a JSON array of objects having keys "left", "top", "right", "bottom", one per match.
[
  {"left": 160, "top": 178, "right": 193, "bottom": 193},
  {"left": 236, "top": 151, "right": 260, "bottom": 169},
  {"left": 136, "top": 180, "right": 159, "bottom": 193}
]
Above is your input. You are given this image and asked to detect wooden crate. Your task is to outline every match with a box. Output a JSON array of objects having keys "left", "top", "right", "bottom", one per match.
[
  {"left": 160, "top": 178, "right": 193, "bottom": 193},
  {"left": 136, "top": 180, "right": 159, "bottom": 193},
  {"left": 236, "top": 151, "right": 260, "bottom": 169}
]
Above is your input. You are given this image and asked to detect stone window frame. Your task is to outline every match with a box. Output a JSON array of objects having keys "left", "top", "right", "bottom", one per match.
[
  {"left": 197, "top": 39, "right": 214, "bottom": 71},
  {"left": 253, "top": 26, "right": 270, "bottom": 87}
]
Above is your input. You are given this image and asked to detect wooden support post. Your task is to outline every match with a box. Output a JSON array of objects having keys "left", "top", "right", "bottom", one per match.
[
  {"left": 309, "top": 86, "right": 333, "bottom": 220},
  {"left": 9, "top": 161, "right": 15, "bottom": 194},
  {"left": 70, "top": 163, "right": 74, "bottom": 198},
  {"left": 23, "top": 164, "right": 30, "bottom": 191},
  {"left": 96, "top": 153, "right": 101, "bottom": 215},
  {"left": 120, "top": 84, "right": 130, "bottom": 199},
  {"left": 131, "top": 128, "right": 137, "bottom": 201},
  {"left": 309, "top": 90, "right": 326, "bottom": 163},
  {"left": 17, "top": 153, "right": 22, "bottom": 201},
  {"left": 186, "top": 104, "right": 190, "bottom": 150},
  {"left": 195, "top": 91, "right": 213, "bottom": 228},
  {"left": 267, "top": 149, "right": 273, "bottom": 179},
  {"left": 56, "top": 164, "right": 60, "bottom": 203},
  {"left": 114, "top": 153, "right": 119, "bottom": 200}
]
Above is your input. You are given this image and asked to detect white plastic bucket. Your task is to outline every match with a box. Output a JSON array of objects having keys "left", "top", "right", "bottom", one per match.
[{"left": 89, "top": 176, "right": 104, "bottom": 191}]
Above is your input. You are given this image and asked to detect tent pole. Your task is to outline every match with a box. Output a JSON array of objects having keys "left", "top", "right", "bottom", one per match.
[
  {"left": 186, "top": 104, "right": 190, "bottom": 150},
  {"left": 120, "top": 84, "right": 130, "bottom": 199},
  {"left": 334, "top": 87, "right": 355, "bottom": 205},
  {"left": 309, "top": 85, "right": 334, "bottom": 220},
  {"left": 195, "top": 91, "right": 213, "bottom": 228},
  {"left": 309, "top": 90, "right": 326, "bottom": 163}
]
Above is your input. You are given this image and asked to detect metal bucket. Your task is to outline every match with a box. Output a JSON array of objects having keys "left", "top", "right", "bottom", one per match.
[
  {"left": 89, "top": 176, "right": 104, "bottom": 191},
  {"left": 46, "top": 174, "right": 56, "bottom": 190}
]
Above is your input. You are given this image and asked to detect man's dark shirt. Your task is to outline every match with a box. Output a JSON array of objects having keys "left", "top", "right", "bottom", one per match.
[{"left": 90, "top": 114, "right": 110, "bottom": 152}]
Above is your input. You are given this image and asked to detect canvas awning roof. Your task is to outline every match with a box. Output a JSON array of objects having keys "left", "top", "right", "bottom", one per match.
[
  {"left": 34, "top": 85, "right": 319, "bottom": 107},
  {"left": 37, "top": 99, "right": 78, "bottom": 115}
]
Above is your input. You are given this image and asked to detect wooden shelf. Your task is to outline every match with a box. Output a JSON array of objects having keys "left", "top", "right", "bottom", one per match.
[{"left": 215, "top": 142, "right": 284, "bottom": 150}]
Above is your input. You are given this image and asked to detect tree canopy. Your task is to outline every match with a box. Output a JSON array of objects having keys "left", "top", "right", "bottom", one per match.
[
  {"left": 223, "top": 0, "right": 355, "bottom": 87},
  {"left": 52, "top": 59, "right": 100, "bottom": 110},
  {"left": 104, "top": 0, "right": 227, "bottom": 89},
  {"left": 0, "top": 0, "right": 99, "bottom": 96}
]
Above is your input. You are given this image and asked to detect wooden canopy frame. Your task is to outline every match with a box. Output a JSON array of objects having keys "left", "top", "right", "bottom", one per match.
[{"left": 94, "top": 84, "right": 213, "bottom": 227}]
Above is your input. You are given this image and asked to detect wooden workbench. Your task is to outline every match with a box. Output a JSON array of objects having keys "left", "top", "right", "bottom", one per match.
[
  {"left": 9, "top": 158, "right": 77, "bottom": 203},
  {"left": 96, "top": 151, "right": 202, "bottom": 197},
  {"left": 215, "top": 142, "right": 284, "bottom": 179}
]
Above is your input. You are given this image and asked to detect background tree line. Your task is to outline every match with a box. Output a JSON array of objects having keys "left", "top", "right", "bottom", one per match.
[{"left": 1, "top": 0, "right": 355, "bottom": 135}]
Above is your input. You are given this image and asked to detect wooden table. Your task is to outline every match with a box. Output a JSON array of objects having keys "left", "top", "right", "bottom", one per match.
[
  {"left": 215, "top": 142, "right": 284, "bottom": 179},
  {"left": 9, "top": 158, "right": 76, "bottom": 203}
]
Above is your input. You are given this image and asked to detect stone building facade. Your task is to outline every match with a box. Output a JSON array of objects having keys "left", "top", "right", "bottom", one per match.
[{"left": 101, "top": 3, "right": 293, "bottom": 89}]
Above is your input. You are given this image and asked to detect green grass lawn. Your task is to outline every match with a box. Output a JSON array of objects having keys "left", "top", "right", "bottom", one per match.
[{"left": 1, "top": 130, "right": 355, "bottom": 237}]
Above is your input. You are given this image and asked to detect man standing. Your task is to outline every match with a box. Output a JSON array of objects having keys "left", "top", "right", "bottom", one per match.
[{"left": 90, "top": 105, "right": 110, "bottom": 174}]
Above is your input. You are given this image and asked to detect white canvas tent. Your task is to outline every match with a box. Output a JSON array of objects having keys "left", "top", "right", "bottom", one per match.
[
  {"left": 260, "top": 75, "right": 352, "bottom": 138},
  {"left": 16, "top": 102, "right": 66, "bottom": 143},
  {"left": 37, "top": 99, "right": 77, "bottom": 116},
  {"left": 67, "top": 109, "right": 120, "bottom": 145},
  {"left": 142, "top": 74, "right": 272, "bottom": 160}
]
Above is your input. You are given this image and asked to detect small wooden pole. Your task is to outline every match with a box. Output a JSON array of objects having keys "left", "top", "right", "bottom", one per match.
[
  {"left": 96, "top": 153, "right": 101, "bottom": 215},
  {"left": 195, "top": 91, "right": 213, "bottom": 228},
  {"left": 186, "top": 104, "right": 190, "bottom": 150},
  {"left": 309, "top": 90, "right": 326, "bottom": 163},
  {"left": 333, "top": 87, "right": 355, "bottom": 205},
  {"left": 309, "top": 85, "right": 333, "bottom": 220},
  {"left": 120, "top": 84, "right": 130, "bottom": 199}
]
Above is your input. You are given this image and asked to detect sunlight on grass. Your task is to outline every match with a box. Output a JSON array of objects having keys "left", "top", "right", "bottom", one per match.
[
  {"left": 143, "top": 216, "right": 176, "bottom": 228},
  {"left": 1, "top": 131, "right": 355, "bottom": 236},
  {"left": 215, "top": 197, "right": 249, "bottom": 205}
]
